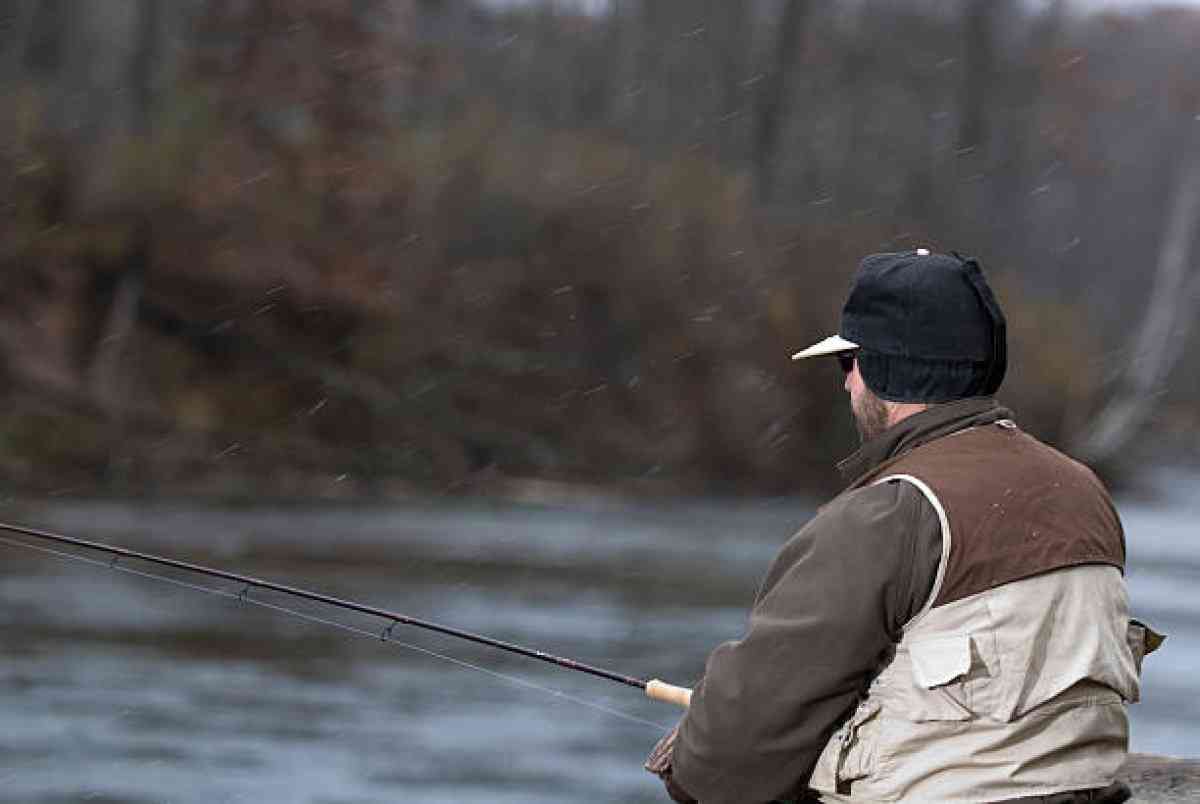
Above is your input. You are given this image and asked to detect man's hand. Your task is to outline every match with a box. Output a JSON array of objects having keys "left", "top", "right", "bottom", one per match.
[
  {"left": 643, "top": 724, "right": 677, "bottom": 776},
  {"left": 645, "top": 724, "right": 698, "bottom": 803}
]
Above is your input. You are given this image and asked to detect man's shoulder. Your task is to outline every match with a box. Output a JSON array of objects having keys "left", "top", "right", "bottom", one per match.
[
  {"left": 770, "top": 479, "right": 938, "bottom": 569},
  {"left": 819, "top": 474, "right": 936, "bottom": 522},
  {"left": 888, "top": 418, "right": 1111, "bottom": 494},
  {"left": 1012, "top": 427, "right": 1113, "bottom": 490},
  {"left": 756, "top": 475, "right": 945, "bottom": 627}
]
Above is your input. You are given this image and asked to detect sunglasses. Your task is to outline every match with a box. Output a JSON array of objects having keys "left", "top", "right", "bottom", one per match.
[{"left": 836, "top": 350, "right": 858, "bottom": 374}]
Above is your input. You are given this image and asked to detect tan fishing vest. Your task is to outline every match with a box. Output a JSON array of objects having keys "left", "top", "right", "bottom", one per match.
[{"left": 809, "top": 420, "right": 1144, "bottom": 803}]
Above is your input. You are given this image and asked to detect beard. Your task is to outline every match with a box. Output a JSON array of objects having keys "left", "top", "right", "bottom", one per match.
[{"left": 851, "top": 385, "right": 891, "bottom": 443}]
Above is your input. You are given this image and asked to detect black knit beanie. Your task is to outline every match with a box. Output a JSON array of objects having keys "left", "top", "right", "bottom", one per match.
[{"left": 839, "top": 251, "right": 1007, "bottom": 403}]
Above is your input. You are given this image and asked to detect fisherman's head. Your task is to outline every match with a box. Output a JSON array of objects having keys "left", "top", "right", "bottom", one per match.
[{"left": 792, "top": 249, "right": 1007, "bottom": 442}]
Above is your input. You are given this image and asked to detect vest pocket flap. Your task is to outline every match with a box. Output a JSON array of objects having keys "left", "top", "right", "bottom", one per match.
[
  {"left": 910, "top": 634, "right": 973, "bottom": 689},
  {"left": 1126, "top": 619, "right": 1166, "bottom": 680},
  {"left": 838, "top": 698, "right": 883, "bottom": 783}
]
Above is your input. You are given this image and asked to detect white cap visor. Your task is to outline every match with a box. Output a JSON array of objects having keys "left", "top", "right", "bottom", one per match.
[{"left": 791, "top": 334, "right": 860, "bottom": 361}]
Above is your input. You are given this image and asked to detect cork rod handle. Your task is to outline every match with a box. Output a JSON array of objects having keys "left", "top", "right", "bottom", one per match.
[{"left": 645, "top": 679, "right": 693, "bottom": 708}]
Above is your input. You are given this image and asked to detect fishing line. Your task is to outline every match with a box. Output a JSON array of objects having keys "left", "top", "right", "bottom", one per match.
[
  {"left": 0, "top": 521, "right": 652, "bottom": 688},
  {"left": 1, "top": 533, "right": 672, "bottom": 731}
]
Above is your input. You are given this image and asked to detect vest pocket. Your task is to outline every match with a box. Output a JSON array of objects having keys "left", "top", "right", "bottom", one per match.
[
  {"left": 810, "top": 698, "right": 885, "bottom": 794},
  {"left": 897, "top": 633, "right": 997, "bottom": 722},
  {"left": 833, "top": 698, "right": 883, "bottom": 785}
]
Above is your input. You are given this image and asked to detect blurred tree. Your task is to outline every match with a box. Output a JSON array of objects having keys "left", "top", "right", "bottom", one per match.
[
  {"left": 753, "top": 0, "right": 809, "bottom": 204},
  {"left": 1076, "top": 118, "right": 1200, "bottom": 466},
  {"left": 88, "top": 0, "right": 160, "bottom": 408},
  {"left": 2, "top": 0, "right": 1198, "bottom": 496},
  {"left": 22, "top": 0, "right": 66, "bottom": 76},
  {"left": 957, "top": 0, "right": 997, "bottom": 154}
]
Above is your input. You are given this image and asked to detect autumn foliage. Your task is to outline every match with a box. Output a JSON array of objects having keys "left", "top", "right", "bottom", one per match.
[{"left": 0, "top": 1, "right": 1197, "bottom": 497}]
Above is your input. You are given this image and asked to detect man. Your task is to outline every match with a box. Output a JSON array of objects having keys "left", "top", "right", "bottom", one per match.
[{"left": 645, "top": 250, "right": 1160, "bottom": 803}]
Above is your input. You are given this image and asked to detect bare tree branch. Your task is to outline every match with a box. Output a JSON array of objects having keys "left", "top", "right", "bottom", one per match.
[{"left": 1074, "top": 124, "right": 1200, "bottom": 464}]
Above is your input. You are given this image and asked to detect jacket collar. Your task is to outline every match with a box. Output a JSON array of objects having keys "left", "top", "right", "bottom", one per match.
[{"left": 837, "top": 397, "right": 1011, "bottom": 484}]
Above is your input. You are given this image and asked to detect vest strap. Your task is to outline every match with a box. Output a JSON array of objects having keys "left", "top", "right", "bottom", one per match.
[{"left": 875, "top": 473, "right": 951, "bottom": 631}]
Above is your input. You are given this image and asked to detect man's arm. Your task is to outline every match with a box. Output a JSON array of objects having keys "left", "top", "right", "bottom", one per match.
[{"left": 667, "top": 480, "right": 942, "bottom": 804}]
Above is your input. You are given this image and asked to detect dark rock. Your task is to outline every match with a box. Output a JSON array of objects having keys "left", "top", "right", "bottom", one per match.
[{"left": 1124, "top": 754, "right": 1200, "bottom": 803}]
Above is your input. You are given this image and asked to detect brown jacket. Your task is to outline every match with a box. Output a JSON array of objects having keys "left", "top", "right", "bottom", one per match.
[
  {"left": 668, "top": 398, "right": 1126, "bottom": 804},
  {"left": 808, "top": 414, "right": 1131, "bottom": 802}
]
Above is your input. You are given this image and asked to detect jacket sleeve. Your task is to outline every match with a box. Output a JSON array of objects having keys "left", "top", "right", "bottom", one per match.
[{"left": 670, "top": 480, "right": 942, "bottom": 804}]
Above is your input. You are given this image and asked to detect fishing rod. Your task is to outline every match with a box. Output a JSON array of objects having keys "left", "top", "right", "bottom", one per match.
[{"left": 0, "top": 520, "right": 693, "bottom": 709}]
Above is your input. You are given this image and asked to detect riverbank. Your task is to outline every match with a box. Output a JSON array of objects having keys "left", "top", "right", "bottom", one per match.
[{"left": 1125, "top": 754, "right": 1200, "bottom": 802}]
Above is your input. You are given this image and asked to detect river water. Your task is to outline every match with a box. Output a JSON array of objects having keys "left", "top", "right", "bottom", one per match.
[{"left": 1, "top": 472, "right": 1197, "bottom": 803}]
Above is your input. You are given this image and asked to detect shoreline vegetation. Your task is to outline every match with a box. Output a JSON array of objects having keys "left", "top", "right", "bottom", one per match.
[
  {"left": 6, "top": 455, "right": 1196, "bottom": 513},
  {"left": 2, "top": 1, "right": 1199, "bottom": 501}
]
